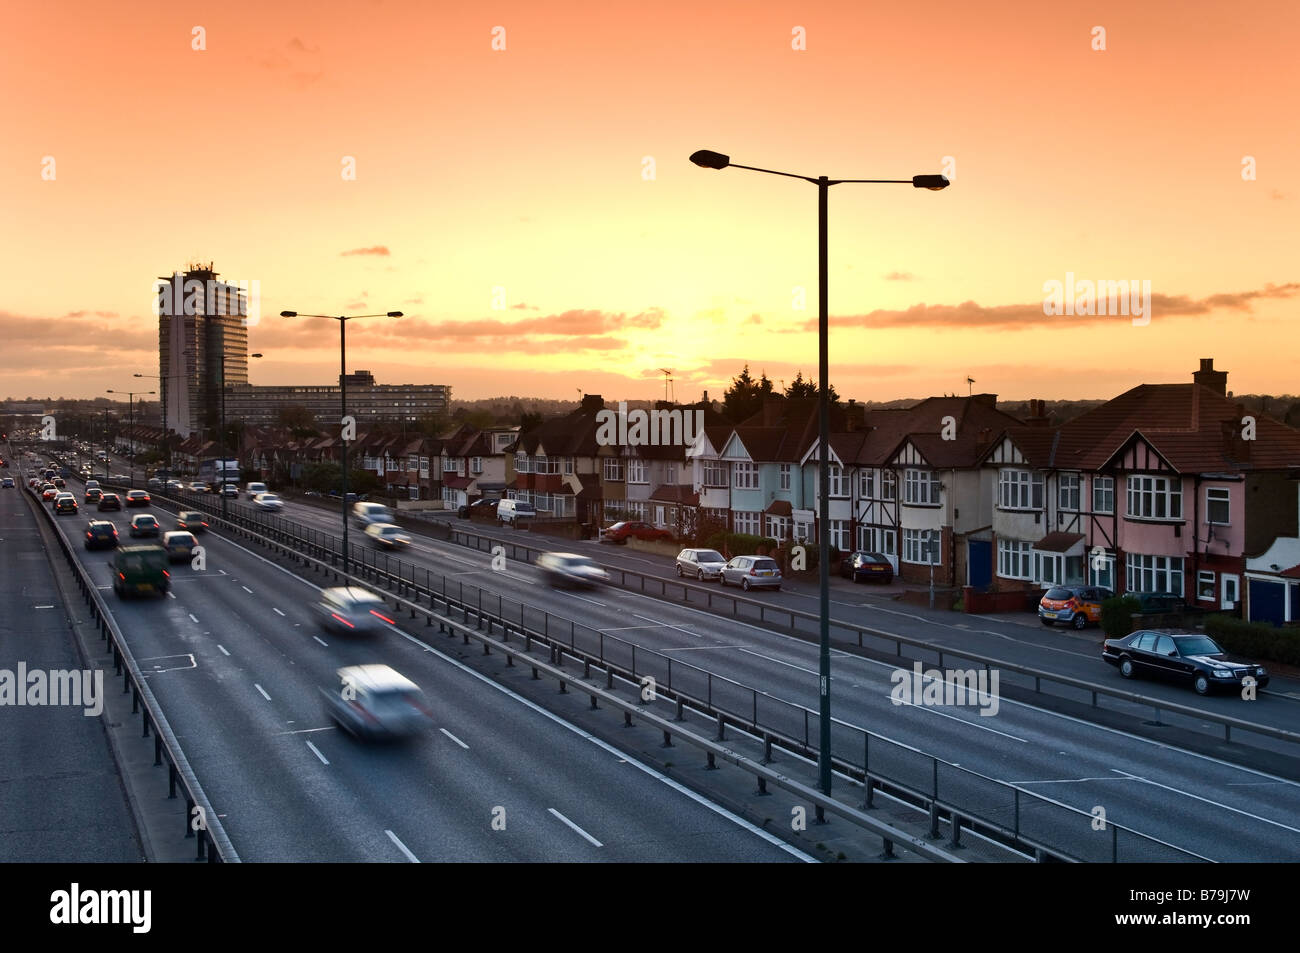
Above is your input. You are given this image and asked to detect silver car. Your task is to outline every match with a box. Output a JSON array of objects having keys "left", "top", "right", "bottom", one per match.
[
  {"left": 536, "top": 552, "right": 609, "bottom": 589},
  {"left": 321, "top": 664, "right": 433, "bottom": 740},
  {"left": 253, "top": 492, "right": 284, "bottom": 511},
  {"left": 365, "top": 522, "right": 412, "bottom": 549},
  {"left": 719, "top": 555, "right": 783, "bottom": 591},
  {"left": 675, "top": 548, "right": 727, "bottom": 581},
  {"left": 315, "top": 586, "right": 391, "bottom": 636}
]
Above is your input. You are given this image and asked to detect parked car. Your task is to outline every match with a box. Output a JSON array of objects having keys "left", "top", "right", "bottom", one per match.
[
  {"left": 1130, "top": 591, "right": 1184, "bottom": 613},
  {"left": 457, "top": 497, "right": 498, "bottom": 519},
  {"left": 124, "top": 490, "right": 151, "bottom": 507},
  {"left": 1039, "top": 586, "right": 1115, "bottom": 629},
  {"left": 600, "top": 520, "right": 672, "bottom": 544},
  {"left": 84, "top": 520, "right": 119, "bottom": 550},
  {"left": 129, "top": 513, "right": 161, "bottom": 538},
  {"left": 111, "top": 545, "right": 170, "bottom": 598},
  {"left": 352, "top": 501, "right": 393, "bottom": 527},
  {"left": 320, "top": 664, "right": 433, "bottom": 740},
  {"left": 328, "top": 490, "right": 361, "bottom": 503},
  {"left": 315, "top": 586, "right": 391, "bottom": 636},
  {"left": 675, "top": 548, "right": 727, "bottom": 581},
  {"left": 176, "top": 510, "right": 208, "bottom": 533},
  {"left": 536, "top": 552, "right": 609, "bottom": 589},
  {"left": 97, "top": 493, "right": 122, "bottom": 511},
  {"left": 719, "top": 555, "right": 783, "bottom": 591},
  {"left": 84, "top": 487, "right": 103, "bottom": 503},
  {"left": 253, "top": 492, "right": 284, "bottom": 512},
  {"left": 496, "top": 498, "right": 536, "bottom": 525},
  {"left": 839, "top": 551, "right": 895, "bottom": 584},
  {"left": 1102, "top": 630, "right": 1269, "bottom": 695},
  {"left": 365, "top": 522, "right": 412, "bottom": 549},
  {"left": 161, "top": 531, "right": 199, "bottom": 562},
  {"left": 54, "top": 494, "right": 79, "bottom": 515}
]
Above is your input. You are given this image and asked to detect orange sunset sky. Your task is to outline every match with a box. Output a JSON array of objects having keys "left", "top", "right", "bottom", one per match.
[{"left": 2, "top": 0, "right": 1298, "bottom": 405}]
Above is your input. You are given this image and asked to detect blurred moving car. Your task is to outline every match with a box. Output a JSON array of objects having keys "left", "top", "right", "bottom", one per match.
[
  {"left": 84, "top": 520, "right": 119, "bottom": 550},
  {"left": 54, "top": 493, "right": 78, "bottom": 515},
  {"left": 364, "top": 522, "right": 412, "bottom": 549},
  {"left": 125, "top": 489, "right": 151, "bottom": 507},
  {"left": 315, "top": 586, "right": 392, "bottom": 636},
  {"left": 111, "top": 545, "right": 169, "bottom": 598},
  {"left": 253, "top": 492, "right": 284, "bottom": 512},
  {"left": 352, "top": 501, "right": 393, "bottom": 527},
  {"left": 97, "top": 493, "right": 122, "bottom": 511},
  {"left": 674, "top": 548, "right": 727, "bottom": 580},
  {"left": 165, "top": 479, "right": 186, "bottom": 492},
  {"left": 219, "top": 483, "right": 239, "bottom": 498},
  {"left": 321, "top": 664, "right": 433, "bottom": 740},
  {"left": 161, "top": 530, "right": 199, "bottom": 562},
  {"left": 245, "top": 481, "right": 268, "bottom": 496},
  {"left": 188, "top": 481, "right": 209, "bottom": 493},
  {"left": 536, "top": 552, "right": 609, "bottom": 588},
  {"left": 719, "top": 555, "right": 782, "bottom": 591},
  {"left": 176, "top": 510, "right": 208, "bottom": 533},
  {"left": 1039, "top": 585, "right": 1114, "bottom": 629},
  {"left": 129, "top": 513, "right": 161, "bottom": 537},
  {"left": 839, "top": 551, "right": 895, "bottom": 584},
  {"left": 600, "top": 520, "right": 672, "bottom": 544},
  {"left": 1102, "top": 630, "right": 1269, "bottom": 695},
  {"left": 147, "top": 477, "right": 163, "bottom": 490}
]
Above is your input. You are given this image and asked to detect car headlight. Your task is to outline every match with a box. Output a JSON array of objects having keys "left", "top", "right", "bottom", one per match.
[{"left": 1213, "top": 669, "right": 1233, "bottom": 678}]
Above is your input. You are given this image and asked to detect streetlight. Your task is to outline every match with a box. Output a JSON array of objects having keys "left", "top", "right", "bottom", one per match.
[
  {"left": 106, "top": 389, "right": 155, "bottom": 486},
  {"left": 281, "top": 310, "right": 403, "bottom": 574},
  {"left": 134, "top": 370, "right": 178, "bottom": 472},
  {"left": 691, "top": 148, "right": 948, "bottom": 813},
  {"left": 218, "top": 351, "right": 261, "bottom": 518}
]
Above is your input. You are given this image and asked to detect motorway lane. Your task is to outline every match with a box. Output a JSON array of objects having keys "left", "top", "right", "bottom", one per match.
[
  {"left": 39, "top": 484, "right": 807, "bottom": 862},
  {"left": 224, "top": 496, "right": 1300, "bottom": 861}
]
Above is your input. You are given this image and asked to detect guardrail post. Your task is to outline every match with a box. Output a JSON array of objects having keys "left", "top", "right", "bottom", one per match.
[
  {"left": 706, "top": 752, "right": 717, "bottom": 770},
  {"left": 624, "top": 711, "right": 633, "bottom": 727},
  {"left": 131, "top": 685, "right": 139, "bottom": 714},
  {"left": 762, "top": 736, "right": 773, "bottom": 764},
  {"left": 928, "top": 802, "right": 941, "bottom": 839},
  {"left": 558, "top": 677, "right": 567, "bottom": 694},
  {"left": 864, "top": 778, "right": 875, "bottom": 810},
  {"left": 1112, "top": 825, "right": 1119, "bottom": 863},
  {"left": 531, "top": 666, "right": 539, "bottom": 680},
  {"left": 949, "top": 814, "right": 964, "bottom": 849},
  {"left": 590, "top": 694, "right": 598, "bottom": 710},
  {"left": 154, "top": 735, "right": 163, "bottom": 766},
  {"left": 605, "top": 669, "right": 614, "bottom": 690},
  {"left": 184, "top": 798, "right": 195, "bottom": 838},
  {"left": 661, "top": 730, "right": 672, "bottom": 748},
  {"left": 880, "top": 837, "right": 895, "bottom": 859},
  {"left": 715, "top": 713, "right": 726, "bottom": 740},
  {"left": 674, "top": 697, "right": 684, "bottom": 722}
]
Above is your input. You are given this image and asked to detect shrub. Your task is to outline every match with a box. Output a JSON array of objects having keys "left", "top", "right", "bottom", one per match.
[
  {"left": 1204, "top": 615, "right": 1300, "bottom": 666},
  {"left": 1100, "top": 595, "right": 1141, "bottom": 639},
  {"left": 704, "top": 532, "right": 780, "bottom": 558}
]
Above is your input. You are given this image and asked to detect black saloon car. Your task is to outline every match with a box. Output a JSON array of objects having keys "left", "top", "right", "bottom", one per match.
[
  {"left": 1102, "top": 630, "right": 1269, "bottom": 695},
  {"left": 84, "top": 520, "right": 119, "bottom": 550},
  {"left": 838, "top": 551, "right": 894, "bottom": 584}
]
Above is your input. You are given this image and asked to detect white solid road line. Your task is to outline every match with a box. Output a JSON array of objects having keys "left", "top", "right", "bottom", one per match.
[
  {"left": 566, "top": 592, "right": 606, "bottom": 607},
  {"left": 548, "top": 807, "right": 603, "bottom": 847},
  {"left": 892, "top": 699, "right": 1029, "bottom": 743},
  {"left": 385, "top": 829, "right": 420, "bottom": 862},
  {"left": 1111, "top": 769, "right": 1300, "bottom": 835},
  {"left": 167, "top": 591, "right": 176, "bottom": 599},
  {"left": 273, "top": 607, "right": 285, "bottom": 616},
  {"left": 188, "top": 612, "right": 199, "bottom": 623},
  {"left": 217, "top": 644, "right": 231, "bottom": 657},
  {"left": 312, "top": 636, "right": 328, "bottom": 647},
  {"left": 242, "top": 585, "right": 253, "bottom": 594},
  {"left": 439, "top": 728, "right": 469, "bottom": 749},
  {"left": 306, "top": 741, "right": 330, "bottom": 765},
  {"left": 254, "top": 683, "right": 271, "bottom": 701},
  {"left": 633, "top": 613, "right": 700, "bottom": 639}
]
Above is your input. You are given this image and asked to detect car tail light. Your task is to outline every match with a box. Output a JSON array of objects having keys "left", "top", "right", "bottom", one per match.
[
  {"left": 749, "top": 568, "right": 758, "bottom": 575},
  {"left": 162, "top": 570, "right": 169, "bottom": 577},
  {"left": 118, "top": 572, "right": 125, "bottom": 580},
  {"left": 86, "top": 532, "right": 92, "bottom": 538},
  {"left": 370, "top": 609, "right": 395, "bottom": 625},
  {"left": 331, "top": 613, "right": 355, "bottom": 629}
]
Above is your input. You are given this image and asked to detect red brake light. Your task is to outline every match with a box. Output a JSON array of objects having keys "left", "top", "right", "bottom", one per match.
[
  {"left": 331, "top": 613, "right": 355, "bottom": 629},
  {"left": 162, "top": 570, "right": 169, "bottom": 577},
  {"left": 370, "top": 609, "right": 395, "bottom": 625}
]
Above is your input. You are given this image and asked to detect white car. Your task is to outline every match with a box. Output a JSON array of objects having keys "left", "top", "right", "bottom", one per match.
[
  {"left": 253, "top": 492, "right": 284, "bottom": 511},
  {"left": 245, "top": 481, "right": 268, "bottom": 496},
  {"left": 536, "top": 552, "right": 609, "bottom": 589},
  {"left": 365, "top": 522, "right": 411, "bottom": 549}
]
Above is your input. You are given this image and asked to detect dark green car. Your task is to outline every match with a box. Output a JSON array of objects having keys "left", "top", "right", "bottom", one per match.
[{"left": 112, "top": 545, "right": 170, "bottom": 598}]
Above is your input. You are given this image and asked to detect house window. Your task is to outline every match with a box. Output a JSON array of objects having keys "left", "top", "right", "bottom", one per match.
[
  {"left": 1126, "top": 553, "right": 1184, "bottom": 595},
  {"left": 779, "top": 464, "right": 792, "bottom": 491},
  {"left": 703, "top": 461, "right": 729, "bottom": 487},
  {"left": 534, "top": 454, "right": 548, "bottom": 473},
  {"left": 1126, "top": 476, "right": 1182, "bottom": 520},
  {"left": 733, "top": 462, "right": 758, "bottom": 490},
  {"left": 882, "top": 470, "right": 897, "bottom": 501},
  {"left": 794, "top": 520, "right": 812, "bottom": 541},
  {"left": 858, "top": 524, "right": 874, "bottom": 551},
  {"left": 603, "top": 458, "right": 624, "bottom": 481},
  {"left": 563, "top": 457, "right": 574, "bottom": 475},
  {"left": 767, "top": 515, "right": 790, "bottom": 540},
  {"left": 665, "top": 463, "right": 675, "bottom": 484},
  {"left": 998, "top": 539, "right": 1032, "bottom": 579},
  {"left": 999, "top": 469, "right": 1043, "bottom": 510},
  {"left": 1197, "top": 571, "right": 1216, "bottom": 601},
  {"left": 734, "top": 511, "right": 761, "bottom": 535},
  {"left": 828, "top": 464, "right": 846, "bottom": 497},
  {"left": 627, "top": 458, "right": 648, "bottom": 484},
  {"left": 858, "top": 469, "right": 874, "bottom": 499},
  {"left": 1058, "top": 473, "right": 1080, "bottom": 511},
  {"left": 1092, "top": 476, "right": 1114, "bottom": 514},
  {"left": 880, "top": 529, "right": 896, "bottom": 556},
  {"left": 1036, "top": 552, "right": 1061, "bottom": 586},
  {"left": 830, "top": 519, "right": 849, "bottom": 552},
  {"left": 1088, "top": 552, "right": 1115, "bottom": 589},
  {"left": 471, "top": 456, "right": 482, "bottom": 475},
  {"left": 903, "top": 529, "right": 940, "bottom": 565},
  {"left": 1205, "top": 487, "right": 1230, "bottom": 525},
  {"left": 514, "top": 452, "right": 528, "bottom": 473},
  {"left": 534, "top": 492, "right": 550, "bottom": 513},
  {"left": 904, "top": 469, "right": 941, "bottom": 505}
]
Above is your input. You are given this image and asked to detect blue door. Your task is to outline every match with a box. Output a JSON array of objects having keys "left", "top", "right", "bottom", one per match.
[
  {"left": 968, "top": 540, "right": 992, "bottom": 588},
  {"left": 1249, "top": 579, "right": 1285, "bottom": 625}
]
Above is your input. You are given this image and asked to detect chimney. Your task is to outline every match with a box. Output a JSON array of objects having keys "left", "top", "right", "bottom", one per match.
[
  {"left": 580, "top": 393, "right": 605, "bottom": 413},
  {"left": 976, "top": 426, "right": 993, "bottom": 452},
  {"left": 1222, "top": 406, "right": 1251, "bottom": 461},
  {"left": 1025, "top": 398, "right": 1050, "bottom": 427},
  {"left": 971, "top": 393, "right": 998, "bottom": 408},
  {"left": 1194, "top": 358, "right": 1227, "bottom": 395}
]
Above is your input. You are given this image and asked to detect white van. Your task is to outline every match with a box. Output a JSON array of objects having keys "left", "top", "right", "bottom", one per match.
[
  {"left": 352, "top": 501, "right": 393, "bottom": 527},
  {"left": 246, "top": 481, "right": 268, "bottom": 496},
  {"left": 496, "top": 498, "right": 537, "bottom": 524}
]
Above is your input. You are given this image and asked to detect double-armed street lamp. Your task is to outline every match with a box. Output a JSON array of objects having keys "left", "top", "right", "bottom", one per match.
[
  {"left": 106, "top": 389, "right": 155, "bottom": 486},
  {"left": 280, "top": 310, "right": 403, "bottom": 574},
  {"left": 690, "top": 148, "right": 949, "bottom": 814},
  {"left": 133, "top": 370, "right": 178, "bottom": 472},
  {"left": 219, "top": 351, "right": 262, "bottom": 518}
]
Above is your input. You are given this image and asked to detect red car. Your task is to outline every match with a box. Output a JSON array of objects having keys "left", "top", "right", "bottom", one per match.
[{"left": 600, "top": 521, "right": 672, "bottom": 544}]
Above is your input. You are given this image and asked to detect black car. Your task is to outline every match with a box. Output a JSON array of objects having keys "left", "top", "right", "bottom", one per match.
[
  {"left": 84, "top": 520, "right": 119, "bottom": 550},
  {"left": 457, "top": 498, "right": 499, "bottom": 519},
  {"left": 97, "top": 493, "right": 122, "bottom": 511},
  {"left": 839, "top": 551, "right": 894, "bottom": 584},
  {"left": 1102, "top": 630, "right": 1269, "bottom": 695}
]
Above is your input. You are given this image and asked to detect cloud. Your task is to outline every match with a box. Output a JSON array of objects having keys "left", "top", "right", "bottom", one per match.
[
  {"left": 340, "top": 246, "right": 391, "bottom": 257},
  {"left": 884, "top": 271, "right": 914, "bottom": 281},
  {"left": 287, "top": 37, "right": 320, "bottom": 54}
]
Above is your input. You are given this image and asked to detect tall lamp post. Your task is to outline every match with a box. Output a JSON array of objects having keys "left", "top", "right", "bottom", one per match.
[
  {"left": 690, "top": 149, "right": 948, "bottom": 812},
  {"left": 133, "top": 371, "right": 177, "bottom": 473},
  {"left": 280, "top": 310, "right": 403, "bottom": 574},
  {"left": 106, "top": 389, "right": 154, "bottom": 487},
  {"left": 218, "top": 351, "right": 261, "bottom": 518},
  {"left": 103, "top": 407, "right": 111, "bottom": 481}
]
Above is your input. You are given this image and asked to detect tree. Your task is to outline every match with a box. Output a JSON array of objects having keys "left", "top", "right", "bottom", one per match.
[
  {"left": 784, "top": 370, "right": 839, "bottom": 402},
  {"left": 519, "top": 411, "right": 543, "bottom": 433},
  {"left": 277, "top": 404, "right": 319, "bottom": 434},
  {"left": 723, "top": 365, "right": 776, "bottom": 423}
]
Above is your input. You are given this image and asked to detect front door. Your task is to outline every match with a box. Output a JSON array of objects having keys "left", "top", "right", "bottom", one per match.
[
  {"left": 1222, "top": 574, "right": 1240, "bottom": 612},
  {"left": 968, "top": 539, "right": 992, "bottom": 587}
]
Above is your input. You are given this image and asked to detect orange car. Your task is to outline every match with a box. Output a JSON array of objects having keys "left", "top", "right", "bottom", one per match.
[{"left": 1039, "top": 586, "right": 1114, "bottom": 629}]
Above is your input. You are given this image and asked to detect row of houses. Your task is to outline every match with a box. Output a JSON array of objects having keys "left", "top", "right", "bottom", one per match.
[{"left": 113, "top": 359, "right": 1300, "bottom": 625}]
